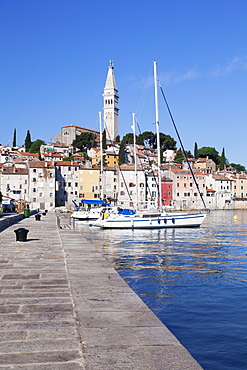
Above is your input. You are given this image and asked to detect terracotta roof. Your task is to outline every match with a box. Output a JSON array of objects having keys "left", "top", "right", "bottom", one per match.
[
  {"left": 54, "top": 161, "right": 78, "bottom": 166},
  {"left": 28, "top": 161, "right": 54, "bottom": 168},
  {"left": 212, "top": 175, "right": 232, "bottom": 181},
  {"left": 19, "top": 152, "right": 39, "bottom": 158},
  {"left": 62, "top": 124, "right": 99, "bottom": 134}
]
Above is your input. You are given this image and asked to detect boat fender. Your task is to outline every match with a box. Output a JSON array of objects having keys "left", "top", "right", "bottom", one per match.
[
  {"left": 164, "top": 218, "right": 167, "bottom": 224},
  {"left": 157, "top": 218, "right": 160, "bottom": 224},
  {"left": 172, "top": 218, "right": 175, "bottom": 224}
]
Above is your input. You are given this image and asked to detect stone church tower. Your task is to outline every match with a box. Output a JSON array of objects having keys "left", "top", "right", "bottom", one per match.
[{"left": 103, "top": 60, "right": 119, "bottom": 142}]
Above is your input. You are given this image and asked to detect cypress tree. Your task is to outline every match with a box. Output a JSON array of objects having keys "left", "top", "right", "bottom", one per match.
[
  {"left": 12, "top": 128, "right": 16, "bottom": 147},
  {"left": 220, "top": 148, "right": 226, "bottom": 171},
  {"left": 118, "top": 141, "right": 126, "bottom": 164},
  {"left": 24, "top": 130, "right": 32, "bottom": 152},
  {"left": 102, "top": 129, "right": 107, "bottom": 149},
  {"left": 194, "top": 142, "right": 198, "bottom": 159}
]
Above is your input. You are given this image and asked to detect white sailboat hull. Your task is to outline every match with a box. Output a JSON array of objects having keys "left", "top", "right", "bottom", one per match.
[{"left": 93, "top": 212, "right": 207, "bottom": 229}]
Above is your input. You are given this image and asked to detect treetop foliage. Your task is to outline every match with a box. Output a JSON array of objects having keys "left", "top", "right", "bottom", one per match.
[
  {"left": 72, "top": 132, "right": 96, "bottom": 151},
  {"left": 29, "top": 139, "right": 45, "bottom": 153}
]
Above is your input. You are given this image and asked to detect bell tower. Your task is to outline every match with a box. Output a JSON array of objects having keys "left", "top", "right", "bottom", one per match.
[{"left": 103, "top": 60, "right": 119, "bottom": 143}]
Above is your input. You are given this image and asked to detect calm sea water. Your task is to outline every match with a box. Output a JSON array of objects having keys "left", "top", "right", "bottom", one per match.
[{"left": 77, "top": 210, "right": 247, "bottom": 370}]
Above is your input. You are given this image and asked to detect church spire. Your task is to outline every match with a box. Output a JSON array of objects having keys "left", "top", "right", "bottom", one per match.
[{"left": 103, "top": 60, "right": 119, "bottom": 143}]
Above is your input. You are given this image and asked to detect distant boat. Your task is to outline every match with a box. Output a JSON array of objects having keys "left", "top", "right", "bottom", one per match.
[
  {"left": 71, "top": 199, "right": 111, "bottom": 221},
  {"left": 92, "top": 61, "right": 207, "bottom": 230}
]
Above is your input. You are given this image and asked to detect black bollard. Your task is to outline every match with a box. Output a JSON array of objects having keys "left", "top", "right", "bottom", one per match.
[
  {"left": 14, "top": 228, "right": 29, "bottom": 242},
  {"left": 35, "top": 214, "right": 41, "bottom": 221}
]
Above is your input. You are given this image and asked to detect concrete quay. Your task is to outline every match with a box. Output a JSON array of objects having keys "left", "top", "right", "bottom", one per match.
[{"left": 0, "top": 211, "right": 203, "bottom": 369}]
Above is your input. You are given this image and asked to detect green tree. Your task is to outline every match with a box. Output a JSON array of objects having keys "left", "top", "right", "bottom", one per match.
[
  {"left": 198, "top": 146, "right": 220, "bottom": 164},
  {"left": 115, "top": 134, "right": 120, "bottom": 143},
  {"left": 229, "top": 163, "right": 246, "bottom": 173},
  {"left": 24, "top": 130, "right": 32, "bottom": 152},
  {"left": 137, "top": 131, "right": 155, "bottom": 147},
  {"left": 29, "top": 139, "right": 45, "bottom": 153},
  {"left": 174, "top": 148, "right": 184, "bottom": 163},
  {"left": 72, "top": 132, "right": 96, "bottom": 151},
  {"left": 118, "top": 141, "right": 126, "bottom": 164},
  {"left": 102, "top": 130, "right": 107, "bottom": 149},
  {"left": 194, "top": 142, "right": 198, "bottom": 159},
  {"left": 159, "top": 133, "right": 177, "bottom": 151},
  {"left": 137, "top": 131, "right": 176, "bottom": 150},
  {"left": 219, "top": 148, "right": 226, "bottom": 171},
  {"left": 12, "top": 128, "right": 16, "bottom": 147},
  {"left": 121, "top": 133, "right": 135, "bottom": 144},
  {"left": 63, "top": 156, "right": 74, "bottom": 161}
]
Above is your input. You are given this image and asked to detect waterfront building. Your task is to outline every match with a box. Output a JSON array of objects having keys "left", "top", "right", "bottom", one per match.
[
  {"left": 78, "top": 167, "right": 100, "bottom": 205},
  {"left": 0, "top": 164, "right": 29, "bottom": 203},
  {"left": 55, "top": 161, "right": 79, "bottom": 209},
  {"left": 28, "top": 161, "right": 55, "bottom": 210},
  {"left": 116, "top": 165, "right": 146, "bottom": 209},
  {"left": 205, "top": 173, "right": 234, "bottom": 209},
  {"left": 168, "top": 168, "right": 207, "bottom": 210}
]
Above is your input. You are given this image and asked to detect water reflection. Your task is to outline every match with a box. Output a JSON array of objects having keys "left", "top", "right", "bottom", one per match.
[{"left": 77, "top": 210, "right": 247, "bottom": 370}]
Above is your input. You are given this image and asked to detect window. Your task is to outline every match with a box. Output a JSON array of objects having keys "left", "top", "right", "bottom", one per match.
[
  {"left": 120, "top": 191, "right": 125, "bottom": 195},
  {"left": 33, "top": 169, "right": 36, "bottom": 172},
  {"left": 33, "top": 198, "right": 36, "bottom": 202},
  {"left": 33, "top": 178, "right": 37, "bottom": 182},
  {"left": 75, "top": 182, "right": 78, "bottom": 187},
  {"left": 33, "top": 188, "right": 36, "bottom": 192},
  {"left": 39, "top": 193, "right": 43, "bottom": 197},
  {"left": 168, "top": 185, "right": 171, "bottom": 189},
  {"left": 68, "top": 182, "right": 71, "bottom": 187},
  {"left": 50, "top": 193, "right": 53, "bottom": 197},
  {"left": 168, "top": 192, "right": 171, "bottom": 196}
]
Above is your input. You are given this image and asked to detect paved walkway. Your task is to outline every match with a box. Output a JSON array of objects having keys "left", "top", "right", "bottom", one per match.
[{"left": 0, "top": 211, "right": 203, "bottom": 369}]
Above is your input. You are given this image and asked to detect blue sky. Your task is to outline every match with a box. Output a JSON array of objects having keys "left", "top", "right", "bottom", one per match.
[{"left": 1, "top": 0, "right": 247, "bottom": 167}]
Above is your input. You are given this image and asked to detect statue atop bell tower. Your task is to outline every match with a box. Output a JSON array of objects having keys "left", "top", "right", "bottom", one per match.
[{"left": 103, "top": 60, "right": 119, "bottom": 143}]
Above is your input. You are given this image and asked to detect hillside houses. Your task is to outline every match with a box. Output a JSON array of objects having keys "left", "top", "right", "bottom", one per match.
[{"left": 1, "top": 143, "right": 247, "bottom": 212}]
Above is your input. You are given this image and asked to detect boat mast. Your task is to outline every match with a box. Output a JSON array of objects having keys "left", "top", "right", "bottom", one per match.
[
  {"left": 132, "top": 113, "right": 138, "bottom": 208},
  {"left": 153, "top": 61, "right": 162, "bottom": 211},
  {"left": 99, "top": 111, "right": 104, "bottom": 201}
]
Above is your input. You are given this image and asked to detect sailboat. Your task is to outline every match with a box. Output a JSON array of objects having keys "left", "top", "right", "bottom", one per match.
[{"left": 93, "top": 62, "right": 207, "bottom": 229}]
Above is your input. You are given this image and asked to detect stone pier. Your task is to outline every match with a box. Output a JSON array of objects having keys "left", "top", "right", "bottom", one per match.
[{"left": 0, "top": 211, "right": 203, "bottom": 369}]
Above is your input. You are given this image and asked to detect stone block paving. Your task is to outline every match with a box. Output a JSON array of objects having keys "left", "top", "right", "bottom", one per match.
[{"left": 0, "top": 212, "right": 203, "bottom": 369}]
